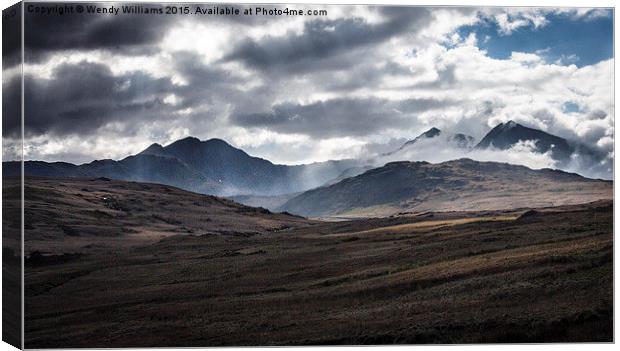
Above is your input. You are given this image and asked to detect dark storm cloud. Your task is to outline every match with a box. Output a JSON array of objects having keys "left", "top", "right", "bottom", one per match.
[
  {"left": 2, "top": 2, "right": 24, "bottom": 137},
  {"left": 9, "top": 51, "right": 261, "bottom": 139},
  {"left": 231, "top": 97, "right": 451, "bottom": 138},
  {"left": 224, "top": 7, "right": 431, "bottom": 72},
  {"left": 2, "top": 2, "right": 21, "bottom": 69},
  {"left": 23, "top": 3, "right": 175, "bottom": 63},
  {"left": 14, "top": 61, "right": 177, "bottom": 137},
  {"left": 171, "top": 51, "right": 247, "bottom": 109},
  {"left": 2, "top": 76, "right": 21, "bottom": 138}
]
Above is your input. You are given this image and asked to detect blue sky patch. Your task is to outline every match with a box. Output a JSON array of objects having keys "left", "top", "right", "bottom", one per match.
[
  {"left": 456, "top": 10, "right": 613, "bottom": 67},
  {"left": 562, "top": 101, "right": 582, "bottom": 113}
]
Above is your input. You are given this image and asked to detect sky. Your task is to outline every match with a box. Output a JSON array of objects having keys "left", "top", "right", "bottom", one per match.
[{"left": 2, "top": 3, "right": 614, "bottom": 177}]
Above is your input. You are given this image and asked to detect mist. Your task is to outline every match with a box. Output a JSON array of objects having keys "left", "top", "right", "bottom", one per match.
[{"left": 359, "top": 136, "right": 612, "bottom": 181}]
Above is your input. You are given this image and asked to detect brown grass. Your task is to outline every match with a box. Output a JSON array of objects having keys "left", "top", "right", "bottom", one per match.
[{"left": 8, "top": 177, "right": 613, "bottom": 347}]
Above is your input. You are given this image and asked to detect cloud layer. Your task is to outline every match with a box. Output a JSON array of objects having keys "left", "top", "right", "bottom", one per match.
[{"left": 3, "top": 4, "right": 614, "bottom": 179}]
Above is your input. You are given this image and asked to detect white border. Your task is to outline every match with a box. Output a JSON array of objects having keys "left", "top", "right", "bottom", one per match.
[{"left": 0, "top": 1, "right": 616, "bottom": 351}]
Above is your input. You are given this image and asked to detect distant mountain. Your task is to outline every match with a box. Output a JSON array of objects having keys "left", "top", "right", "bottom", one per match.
[
  {"left": 3, "top": 137, "right": 359, "bottom": 196},
  {"left": 4, "top": 122, "right": 609, "bottom": 200},
  {"left": 475, "top": 121, "right": 573, "bottom": 161},
  {"left": 3, "top": 154, "right": 221, "bottom": 194},
  {"left": 278, "top": 158, "right": 612, "bottom": 218},
  {"left": 146, "top": 137, "right": 359, "bottom": 194},
  {"left": 387, "top": 127, "right": 475, "bottom": 156},
  {"left": 448, "top": 133, "right": 476, "bottom": 149},
  {"left": 407, "top": 126, "right": 442, "bottom": 142},
  {"left": 138, "top": 137, "right": 295, "bottom": 194}
]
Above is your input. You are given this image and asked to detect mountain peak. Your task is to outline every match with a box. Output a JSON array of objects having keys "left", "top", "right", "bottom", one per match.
[
  {"left": 139, "top": 143, "right": 166, "bottom": 156},
  {"left": 144, "top": 142, "right": 163, "bottom": 150},
  {"left": 204, "top": 138, "right": 232, "bottom": 146},
  {"left": 422, "top": 127, "right": 441, "bottom": 137},
  {"left": 476, "top": 120, "right": 573, "bottom": 160},
  {"left": 175, "top": 136, "right": 201, "bottom": 144},
  {"left": 167, "top": 137, "right": 234, "bottom": 149},
  {"left": 503, "top": 120, "right": 519, "bottom": 129},
  {"left": 405, "top": 127, "right": 442, "bottom": 145},
  {"left": 164, "top": 136, "right": 204, "bottom": 151},
  {"left": 392, "top": 127, "right": 476, "bottom": 152}
]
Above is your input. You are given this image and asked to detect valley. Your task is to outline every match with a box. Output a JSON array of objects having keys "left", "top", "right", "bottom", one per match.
[{"left": 5, "top": 177, "right": 613, "bottom": 347}]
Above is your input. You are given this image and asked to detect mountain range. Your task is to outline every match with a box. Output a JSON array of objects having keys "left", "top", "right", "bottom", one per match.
[
  {"left": 389, "top": 121, "right": 598, "bottom": 164},
  {"left": 277, "top": 158, "right": 611, "bottom": 218},
  {"left": 3, "top": 120, "right": 610, "bottom": 215},
  {"left": 4, "top": 137, "right": 358, "bottom": 196}
]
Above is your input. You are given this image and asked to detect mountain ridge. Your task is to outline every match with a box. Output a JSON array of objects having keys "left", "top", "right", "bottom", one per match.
[
  {"left": 3, "top": 120, "right": 609, "bottom": 199},
  {"left": 4, "top": 137, "right": 359, "bottom": 196},
  {"left": 278, "top": 158, "right": 612, "bottom": 218}
]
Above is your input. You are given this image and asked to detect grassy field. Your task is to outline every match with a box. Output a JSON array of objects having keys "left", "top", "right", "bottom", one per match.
[{"left": 8, "top": 177, "right": 613, "bottom": 347}]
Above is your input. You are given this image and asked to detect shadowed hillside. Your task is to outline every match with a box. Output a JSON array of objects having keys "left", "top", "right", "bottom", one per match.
[
  {"left": 279, "top": 158, "right": 612, "bottom": 218},
  {"left": 7, "top": 177, "right": 312, "bottom": 254}
]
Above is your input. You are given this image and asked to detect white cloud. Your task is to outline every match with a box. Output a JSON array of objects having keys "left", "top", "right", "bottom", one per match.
[
  {"left": 510, "top": 51, "right": 544, "bottom": 65},
  {"left": 558, "top": 8, "right": 612, "bottom": 21},
  {"left": 374, "top": 137, "right": 557, "bottom": 172},
  {"left": 491, "top": 10, "right": 550, "bottom": 35},
  {"left": 480, "top": 8, "right": 610, "bottom": 36}
]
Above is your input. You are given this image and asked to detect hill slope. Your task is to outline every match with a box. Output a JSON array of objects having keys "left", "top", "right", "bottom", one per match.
[
  {"left": 279, "top": 158, "right": 612, "bottom": 218},
  {"left": 6, "top": 177, "right": 312, "bottom": 253}
]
